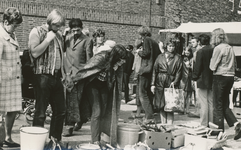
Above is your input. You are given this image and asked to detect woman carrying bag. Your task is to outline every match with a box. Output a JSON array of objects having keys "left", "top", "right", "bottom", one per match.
[{"left": 151, "top": 39, "right": 183, "bottom": 124}]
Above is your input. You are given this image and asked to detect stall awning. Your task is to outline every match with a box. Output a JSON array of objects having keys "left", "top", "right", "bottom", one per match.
[
  {"left": 159, "top": 22, "right": 241, "bottom": 46},
  {"left": 159, "top": 22, "right": 241, "bottom": 34}
]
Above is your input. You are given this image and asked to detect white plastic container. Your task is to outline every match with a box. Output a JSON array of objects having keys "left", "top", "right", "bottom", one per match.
[
  {"left": 117, "top": 123, "right": 141, "bottom": 148},
  {"left": 20, "top": 126, "right": 48, "bottom": 150}
]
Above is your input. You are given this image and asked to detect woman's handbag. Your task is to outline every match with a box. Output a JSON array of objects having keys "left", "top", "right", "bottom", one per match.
[{"left": 164, "top": 84, "right": 184, "bottom": 112}]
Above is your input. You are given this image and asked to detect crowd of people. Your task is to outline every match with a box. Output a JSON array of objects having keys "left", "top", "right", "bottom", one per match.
[{"left": 0, "top": 7, "right": 241, "bottom": 149}]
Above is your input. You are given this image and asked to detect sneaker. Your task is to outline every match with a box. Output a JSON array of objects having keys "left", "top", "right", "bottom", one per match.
[{"left": 234, "top": 122, "right": 241, "bottom": 140}]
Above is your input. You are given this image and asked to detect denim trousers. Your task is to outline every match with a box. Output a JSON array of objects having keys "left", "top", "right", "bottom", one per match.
[
  {"left": 32, "top": 74, "right": 66, "bottom": 141},
  {"left": 138, "top": 74, "right": 154, "bottom": 119},
  {"left": 213, "top": 75, "right": 237, "bottom": 130},
  {"left": 86, "top": 78, "right": 108, "bottom": 143},
  {"left": 123, "top": 73, "right": 130, "bottom": 103},
  {"left": 197, "top": 88, "right": 213, "bottom": 127}
]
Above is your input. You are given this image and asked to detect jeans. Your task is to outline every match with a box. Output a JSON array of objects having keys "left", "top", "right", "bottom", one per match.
[
  {"left": 86, "top": 78, "right": 108, "bottom": 143},
  {"left": 197, "top": 88, "right": 213, "bottom": 127},
  {"left": 138, "top": 74, "right": 153, "bottom": 119},
  {"left": 213, "top": 75, "right": 237, "bottom": 130},
  {"left": 33, "top": 74, "right": 66, "bottom": 141},
  {"left": 123, "top": 73, "right": 130, "bottom": 103}
]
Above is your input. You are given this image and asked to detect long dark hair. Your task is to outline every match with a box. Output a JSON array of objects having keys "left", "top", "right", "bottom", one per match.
[
  {"left": 105, "top": 44, "right": 127, "bottom": 71},
  {"left": 185, "top": 47, "right": 193, "bottom": 60}
]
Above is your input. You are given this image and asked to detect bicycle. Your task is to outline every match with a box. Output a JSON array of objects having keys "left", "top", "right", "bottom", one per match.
[
  {"left": 15, "top": 98, "right": 35, "bottom": 120},
  {"left": 24, "top": 99, "right": 52, "bottom": 125},
  {"left": 16, "top": 97, "right": 52, "bottom": 125}
]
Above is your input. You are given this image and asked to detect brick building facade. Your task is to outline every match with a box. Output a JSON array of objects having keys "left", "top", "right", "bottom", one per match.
[{"left": 0, "top": 0, "right": 241, "bottom": 50}]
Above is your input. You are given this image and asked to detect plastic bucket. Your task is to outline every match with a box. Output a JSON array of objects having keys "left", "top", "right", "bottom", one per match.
[
  {"left": 20, "top": 126, "right": 48, "bottom": 150},
  {"left": 117, "top": 123, "right": 141, "bottom": 148}
]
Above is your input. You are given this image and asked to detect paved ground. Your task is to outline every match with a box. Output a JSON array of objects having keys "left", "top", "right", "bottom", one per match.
[{"left": 5, "top": 101, "right": 241, "bottom": 150}]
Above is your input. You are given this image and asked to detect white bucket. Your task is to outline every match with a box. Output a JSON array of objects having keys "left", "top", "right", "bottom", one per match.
[
  {"left": 117, "top": 123, "right": 141, "bottom": 148},
  {"left": 20, "top": 126, "right": 48, "bottom": 150}
]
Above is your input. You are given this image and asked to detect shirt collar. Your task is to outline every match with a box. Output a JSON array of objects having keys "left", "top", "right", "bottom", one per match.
[{"left": 0, "top": 23, "right": 19, "bottom": 47}]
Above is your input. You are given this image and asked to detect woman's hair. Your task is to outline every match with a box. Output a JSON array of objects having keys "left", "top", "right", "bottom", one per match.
[
  {"left": 3, "top": 7, "right": 23, "bottom": 24},
  {"left": 92, "top": 28, "right": 105, "bottom": 46},
  {"left": 47, "top": 9, "right": 65, "bottom": 26},
  {"left": 69, "top": 18, "right": 83, "bottom": 29},
  {"left": 92, "top": 28, "right": 105, "bottom": 38},
  {"left": 163, "top": 39, "right": 176, "bottom": 51},
  {"left": 210, "top": 28, "right": 228, "bottom": 47},
  {"left": 126, "top": 45, "right": 134, "bottom": 51},
  {"left": 137, "top": 26, "right": 152, "bottom": 37},
  {"left": 106, "top": 44, "right": 127, "bottom": 71},
  {"left": 185, "top": 47, "right": 193, "bottom": 59}
]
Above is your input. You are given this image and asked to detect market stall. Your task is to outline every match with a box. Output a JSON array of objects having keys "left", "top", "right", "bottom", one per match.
[
  {"left": 159, "top": 21, "right": 241, "bottom": 46},
  {"left": 159, "top": 22, "right": 241, "bottom": 108}
]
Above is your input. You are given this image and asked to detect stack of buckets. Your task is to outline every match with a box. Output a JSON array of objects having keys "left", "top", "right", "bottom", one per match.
[
  {"left": 20, "top": 126, "right": 48, "bottom": 150},
  {"left": 117, "top": 123, "right": 142, "bottom": 149}
]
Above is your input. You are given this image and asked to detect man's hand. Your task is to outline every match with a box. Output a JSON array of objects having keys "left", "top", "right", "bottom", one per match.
[
  {"left": 170, "top": 82, "right": 175, "bottom": 87},
  {"left": 45, "top": 31, "right": 56, "bottom": 43},
  {"left": 64, "top": 74, "right": 74, "bottom": 92},
  {"left": 63, "top": 27, "right": 70, "bottom": 37},
  {"left": 151, "top": 86, "right": 155, "bottom": 94}
]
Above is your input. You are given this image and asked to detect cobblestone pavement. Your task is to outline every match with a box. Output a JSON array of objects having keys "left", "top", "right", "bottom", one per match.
[{"left": 5, "top": 101, "right": 241, "bottom": 150}]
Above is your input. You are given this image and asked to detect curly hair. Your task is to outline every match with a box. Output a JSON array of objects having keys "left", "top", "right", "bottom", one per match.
[
  {"left": 163, "top": 39, "right": 176, "bottom": 51},
  {"left": 137, "top": 26, "right": 152, "bottom": 37},
  {"left": 3, "top": 7, "right": 23, "bottom": 24},
  {"left": 92, "top": 28, "right": 105, "bottom": 46}
]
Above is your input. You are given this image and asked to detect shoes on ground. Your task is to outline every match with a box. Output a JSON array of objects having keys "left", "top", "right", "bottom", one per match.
[
  {"left": 128, "top": 115, "right": 143, "bottom": 119},
  {"left": 2, "top": 140, "right": 20, "bottom": 148},
  {"left": 93, "top": 141, "right": 101, "bottom": 149},
  {"left": 132, "top": 110, "right": 145, "bottom": 113},
  {"left": 143, "top": 119, "right": 155, "bottom": 125},
  {"left": 188, "top": 112, "right": 200, "bottom": 118},
  {"left": 62, "top": 126, "right": 74, "bottom": 137},
  {"left": 234, "top": 122, "right": 241, "bottom": 140},
  {"left": 45, "top": 136, "right": 69, "bottom": 150},
  {"left": 73, "top": 122, "right": 84, "bottom": 131}
]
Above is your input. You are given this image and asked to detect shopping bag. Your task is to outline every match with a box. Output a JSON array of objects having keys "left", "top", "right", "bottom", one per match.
[{"left": 164, "top": 85, "right": 184, "bottom": 112}]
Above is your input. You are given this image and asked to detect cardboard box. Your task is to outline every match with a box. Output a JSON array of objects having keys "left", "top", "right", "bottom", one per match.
[
  {"left": 184, "top": 134, "right": 218, "bottom": 150},
  {"left": 139, "top": 131, "right": 172, "bottom": 149},
  {"left": 171, "top": 128, "right": 187, "bottom": 148}
]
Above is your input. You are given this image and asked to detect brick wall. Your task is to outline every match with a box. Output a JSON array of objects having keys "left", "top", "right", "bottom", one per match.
[
  {"left": 0, "top": 0, "right": 165, "bottom": 50},
  {"left": 1, "top": 0, "right": 241, "bottom": 50},
  {"left": 165, "top": 0, "right": 241, "bottom": 29}
]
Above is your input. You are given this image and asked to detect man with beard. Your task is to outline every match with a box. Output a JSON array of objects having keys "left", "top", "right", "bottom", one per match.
[{"left": 63, "top": 18, "right": 93, "bottom": 136}]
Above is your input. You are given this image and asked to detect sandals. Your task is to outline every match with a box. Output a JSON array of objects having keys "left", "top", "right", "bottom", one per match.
[{"left": 2, "top": 141, "right": 20, "bottom": 148}]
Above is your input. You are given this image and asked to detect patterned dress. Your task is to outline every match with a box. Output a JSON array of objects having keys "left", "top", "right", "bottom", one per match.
[{"left": 0, "top": 23, "right": 22, "bottom": 112}]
